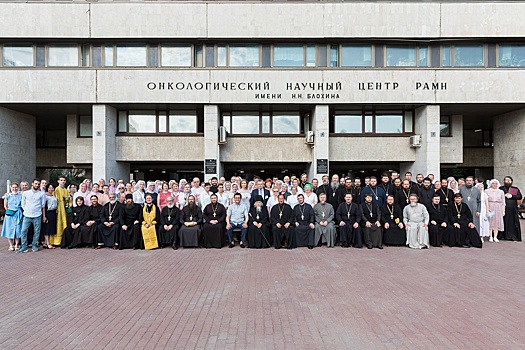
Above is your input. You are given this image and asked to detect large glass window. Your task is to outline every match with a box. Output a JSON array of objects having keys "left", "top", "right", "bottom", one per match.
[
  {"left": 2, "top": 45, "right": 33, "bottom": 66},
  {"left": 229, "top": 45, "right": 259, "bottom": 67},
  {"left": 160, "top": 45, "right": 192, "bottom": 67},
  {"left": 440, "top": 116, "right": 451, "bottom": 137},
  {"left": 274, "top": 45, "right": 304, "bottom": 67},
  {"left": 48, "top": 45, "right": 78, "bottom": 66},
  {"left": 231, "top": 113, "right": 260, "bottom": 134},
  {"left": 334, "top": 114, "right": 362, "bottom": 133},
  {"left": 499, "top": 44, "right": 525, "bottom": 67},
  {"left": 376, "top": 113, "right": 403, "bottom": 133},
  {"left": 454, "top": 45, "right": 484, "bottom": 67},
  {"left": 341, "top": 45, "right": 372, "bottom": 67},
  {"left": 128, "top": 111, "right": 156, "bottom": 133},
  {"left": 169, "top": 111, "right": 197, "bottom": 133},
  {"left": 386, "top": 46, "right": 417, "bottom": 67},
  {"left": 272, "top": 113, "right": 300, "bottom": 134},
  {"left": 78, "top": 116, "right": 92, "bottom": 137},
  {"left": 116, "top": 45, "right": 147, "bottom": 67}
]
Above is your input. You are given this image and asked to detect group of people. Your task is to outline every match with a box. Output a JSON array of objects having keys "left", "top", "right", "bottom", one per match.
[{"left": 1, "top": 171, "right": 522, "bottom": 253}]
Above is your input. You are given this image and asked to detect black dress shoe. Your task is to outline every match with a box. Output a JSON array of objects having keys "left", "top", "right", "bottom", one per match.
[
  {"left": 240, "top": 242, "right": 245, "bottom": 248},
  {"left": 172, "top": 244, "right": 178, "bottom": 250},
  {"left": 367, "top": 245, "right": 373, "bottom": 249},
  {"left": 228, "top": 243, "right": 235, "bottom": 248},
  {"left": 308, "top": 245, "right": 313, "bottom": 249},
  {"left": 378, "top": 246, "right": 383, "bottom": 249}
]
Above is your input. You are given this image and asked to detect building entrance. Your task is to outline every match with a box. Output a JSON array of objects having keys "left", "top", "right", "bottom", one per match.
[{"left": 222, "top": 162, "right": 309, "bottom": 180}]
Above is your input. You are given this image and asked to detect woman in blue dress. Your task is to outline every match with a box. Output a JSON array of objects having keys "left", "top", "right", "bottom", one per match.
[{"left": 2, "top": 182, "right": 23, "bottom": 251}]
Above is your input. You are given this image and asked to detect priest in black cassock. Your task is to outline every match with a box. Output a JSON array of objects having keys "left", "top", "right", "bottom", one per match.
[
  {"left": 447, "top": 193, "right": 483, "bottom": 248},
  {"left": 418, "top": 178, "right": 435, "bottom": 206},
  {"left": 360, "top": 193, "right": 383, "bottom": 249},
  {"left": 159, "top": 195, "right": 180, "bottom": 249},
  {"left": 293, "top": 194, "right": 315, "bottom": 249},
  {"left": 380, "top": 195, "right": 405, "bottom": 246},
  {"left": 118, "top": 194, "right": 142, "bottom": 250},
  {"left": 202, "top": 194, "right": 226, "bottom": 249},
  {"left": 316, "top": 175, "right": 335, "bottom": 208},
  {"left": 499, "top": 176, "right": 522, "bottom": 241},
  {"left": 270, "top": 194, "right": 295, "bottom": 249},
  {"left": 71, "top": 195, "right": 103, "bottom": 248},
  {"left": 179, "top": 195, "right": 203, "bottom": 247},
  {"left": 395, "top": 180, "right": 414, "bottom": 208},
  {"left": 336, "top": 193, "right": 362, "bottom": 248},
  {"left": 61, "top": 196, "right": 88, "bottom": 248},
  {"left": 426, "top": 194, "right": 453, "bottom": 247},
  {"left": 96, "top": 192, "right": 121, "bottom": 249},
  {"left": 247, "top": 195, "right": 271, "bottom": 249},
  {"left": 437, "top": 179, "right": 454, "bottom": 207}
]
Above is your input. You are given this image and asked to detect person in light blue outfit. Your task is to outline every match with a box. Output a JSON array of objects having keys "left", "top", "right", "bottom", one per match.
[
  {"left": 2, "top": 182, "right": 23, "bottom": 251},
  {"left": 17, "top": 178, "right": 47, "bottom": 253}
]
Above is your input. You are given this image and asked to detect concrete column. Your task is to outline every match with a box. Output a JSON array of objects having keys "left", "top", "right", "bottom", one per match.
[
  {"left": 493, "top": 108, "right": 525, "bottom": 189},
  {"left": 410, "top": 105, "right": 441, "bottom": 180},
  {"left": 0, "top": 106, "right": 36, "bottom": 188},
  {"left": 204, "top": 105, "right": 220, "bottom": 181},
  {"left": 92, "top": 104, "right": 129, "bottom": 182},
  {"left": 310, "top": 105, "right": 330, "bottom": 179}
]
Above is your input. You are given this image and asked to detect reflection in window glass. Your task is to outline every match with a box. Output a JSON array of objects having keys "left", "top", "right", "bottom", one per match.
[
  {"left": 440, "top": 116, "right": 450, "bottom": 137},
  {"left": 217, "top": 45, "right": 227, "bottom": 67},
  {"left": 161, "top": 45, "right": 192, "bottom": 67},
  {"left": 306, "top": 45, "right": 316, "bottom": 67},
  {"left": 222, "top": 114, "right": 231, "bottom": 133},
  {"left": 499, "top": 45, "right": 525, "bottom": 67},
  {"left": 272, "top": 113, "right": 300, "bottom": 134},
  {"left": 2, "top": 46, "right": 33, "bottom": 66},
  {"left": 118, "top": 111, "right": 127, "bottom": 133},
  {"left": 442, "top": 45, "right": 451, "bottom": 67},
  {"left": 104, "top": 45, "right": 114, "bottom": 67},
  {"left": 158, "top": 112, "right": 167, "bottom": 133},
  {"left": 274, "top": 45, "right": 304, "bottom": 67},
  {"left": 116, "top": 45, "right": 147, "bottom": 67},
  {"left": 341, "top": 45, "right": 372, "bottom": 67},
  {"left": 48, "top": 45, "right": 78, "bottom": 66},
  {"left": 364, "top": 114, "right": 373, "bottom": 133},
  {"left": 418, "top": 47, "right": 428, "bottom": 67},
  {"left": 262, "top": 114, "right": 270, "bottom": 133},
  {"left": 128, "top": 111, "right": 156, "bottom": 133},
  {"left": 404, "top": 111, "right": 413, "bottom": 133},
  {"left": 229, "top": 45, "right": 259, "bottom": 67},
  {"left": 386, "top": 46, "right": 416, "bottom": 67},
  {"left": 330, "top": 45, "right": 339, "bottom": 67},
  {"left": 169, "top": 111, "right": 196, "bottom": 133},
  {"left": 334, "top": 114, "right": 362, "bottom": 133},
  {"left": 231, "top": 113, "right": 259, "bottom": 134},
  {"left": 376, "top": 114, "right": 403, "bottom": 133},
  {"left": 78, "top": 116, "right": 92, "bottom": 137},
  {"left": 454, "top": 45, "right": 484, "bottom": 67}
]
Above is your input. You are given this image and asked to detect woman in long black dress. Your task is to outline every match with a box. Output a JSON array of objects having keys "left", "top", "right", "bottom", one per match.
[{"left": 61, "top": 197, "right": 88, "bottom": 249}]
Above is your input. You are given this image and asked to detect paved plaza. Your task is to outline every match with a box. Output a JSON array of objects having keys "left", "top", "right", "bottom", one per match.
[{"left": 1, "top": 223, "right": 525, "bottom": 350}]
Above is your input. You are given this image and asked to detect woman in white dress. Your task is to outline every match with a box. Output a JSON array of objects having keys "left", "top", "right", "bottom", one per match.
[
  {"left": 303, "top": 184, "right": 318, "bottom": 206},
  {"left": 229, "top": 183, "right": 240, "bottom": 205},
  {"left": 238, "top": 179, "right": 252, "bottom": 210},
  {"left": 216, "top": 183, "right": 230, "bottom": 208},
  {"left": 177, "top": 184, "right": 192, "bottom": 209},
  {"left": 475, "top": 182, "right": 490, "bottom": 242}
]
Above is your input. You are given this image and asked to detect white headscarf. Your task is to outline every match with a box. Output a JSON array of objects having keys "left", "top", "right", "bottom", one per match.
[{"left": 489, "top": 179, "right": 501, "bottom": 188}]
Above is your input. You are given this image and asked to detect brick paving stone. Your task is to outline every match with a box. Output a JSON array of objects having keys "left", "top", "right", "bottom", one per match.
[{"left": 0, "top": 222, "right": 525, "bottom": 349}]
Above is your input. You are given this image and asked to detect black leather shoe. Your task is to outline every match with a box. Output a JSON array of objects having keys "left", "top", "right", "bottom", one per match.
[
  {"left": 378, "top": 246, "right": 383, "bottom": 249},
  {"left": 308, "top": 245, "right": 313, "bottom": 249},
  {"left": 229, "top": 242, "right": 235, "bottom": 248},
  {"left": 172, "top": 244, "right": 178, "bottom": 250}
]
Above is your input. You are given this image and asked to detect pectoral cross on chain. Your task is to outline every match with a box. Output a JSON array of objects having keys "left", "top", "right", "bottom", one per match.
[{"left": 279, "top": 213, "right": 282, "bottom": 219}]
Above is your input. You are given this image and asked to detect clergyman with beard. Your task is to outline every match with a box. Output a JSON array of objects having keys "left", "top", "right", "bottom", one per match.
[
  {"left": 179, "top": 195, "right": 203, "bottom": 247},
  {"left": 247, "top": 195, "right": 271, "bottom": 249}
]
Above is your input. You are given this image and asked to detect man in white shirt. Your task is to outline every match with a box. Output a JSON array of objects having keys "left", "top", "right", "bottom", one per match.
[{"left": 18, "top": 178, "right": 47, "bottom": 253}]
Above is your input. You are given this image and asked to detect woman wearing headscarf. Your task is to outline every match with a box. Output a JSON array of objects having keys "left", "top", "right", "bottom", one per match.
[
  {"left": 486, "top": 179, "right": 505, "bottom": 242},
  {"left": 448, "top": 179, "right": 459, "bottom": 194}
]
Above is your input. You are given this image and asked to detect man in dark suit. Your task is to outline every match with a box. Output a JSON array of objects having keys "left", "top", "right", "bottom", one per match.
[{"left": 250, "top": 179, "right": 270, "bottom": 207}]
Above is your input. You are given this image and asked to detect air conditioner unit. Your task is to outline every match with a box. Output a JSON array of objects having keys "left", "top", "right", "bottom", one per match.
[
  {"left": 410, "top": 134, "right": 422, "bottom": 147},
  {"left": 219, "top": 126, "right": 227, "bottom": 144},
  {"left": 305, "top": 131, "right": 314, "bottom": 144}
]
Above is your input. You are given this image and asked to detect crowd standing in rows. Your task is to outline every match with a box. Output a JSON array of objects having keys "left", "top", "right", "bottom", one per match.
[{"left": 1, "top": 171, "right": 522, "bottom": 253}]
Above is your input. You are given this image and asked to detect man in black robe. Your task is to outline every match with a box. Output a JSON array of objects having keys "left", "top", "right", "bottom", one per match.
[
  {"left": 247, "top": 195, "right": 271, "bottom": 249},
  {"left": 337, "top": 178, "right": 355, "bottom": 207},
  {"left": 61, "top": 197, "right": 88, "bottom": 249},
  {"left": 179, "top": 195, "right": 203, "bottom": 247},
  {"left": 395, "top": 180, "right": 413, "bottom": 208},
  {"left": 159, "top": 195, "right": 180, "bottom": 249},
  {"left": 96, "top": 192, "right": 121, "bottom": 249},
  {"left": 447, "top": 193, "right": 483, "bottom": 248},
  {"left": 499, "top": 176, "right": 522, "bottom": 241},
  {"left": 426, "top": 193, "right": 453, "bottom": 247},
  {"left": 270, "top": 194, "right": 295, "bottom": 249},
  {"left": 336, "top": 193, "right": 362, "bottom": 248},
  {"left": 71, "top": 195, "right": 102, "bottom": 248},
  {"left": 202, "top": 194, "right": 226, "bottom": 249},
  {"left": 418, "top": 177, "right": 435, "bottom": 206},
  {"left": 437, "top": 179, "right": 454, "bottom": 207},
  {"left": 360, "top": 193, "right": 383, "bottom": 249},
  {"left": 352, "top": 178, "right": 363, "bottom": 205},
  {"left": 379, "top": 173, "right": 395, "bottom": 197},
  {"left": 316, "top": 175, "right": 335, "bottom": 208},
  {"left": 381, "top": 195, "right": 405, "bottom": 246},
  {"left": 293, "top": 194, "right": 315, "bottom": 249},
  {"left": 361, "top": 177, "right": 387, "bottom": 208},
  {"left": 119, "top": 194, "right": 142, "bottom": 250}
]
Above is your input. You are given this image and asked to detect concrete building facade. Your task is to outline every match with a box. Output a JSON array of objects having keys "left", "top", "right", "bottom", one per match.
[{"left": 1, "top": 1, "right": 524, "bottom": 187}]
